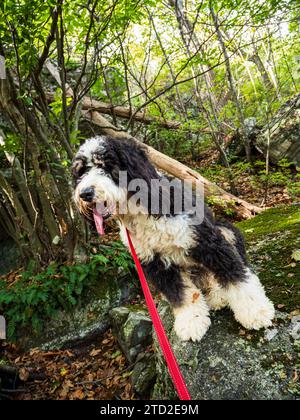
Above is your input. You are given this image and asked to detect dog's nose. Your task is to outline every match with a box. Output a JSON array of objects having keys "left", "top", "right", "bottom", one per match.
[{"left": 80, "top": 187, "right": 95, "bottom": 202}]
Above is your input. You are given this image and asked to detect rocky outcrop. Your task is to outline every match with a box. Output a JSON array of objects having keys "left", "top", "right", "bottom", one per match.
[
  {"left": 153, "top": 205, "right": 300, "bottom": 400},
  {"left": 109, "top": 305, "right": 153, "bottom": 363},
  {"left": 256, "top": 94, "right": 300, "bottom": 166},
  {"left": 110, "top": 305, "right": 156, "bottom": 395},
  {"left": 153, "top": 303, "right": 299, "bottom": 400}
]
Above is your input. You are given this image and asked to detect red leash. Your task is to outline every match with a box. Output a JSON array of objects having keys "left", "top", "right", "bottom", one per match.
[{"left": 126, "top": 229, "right": 191, "bottom": 400}]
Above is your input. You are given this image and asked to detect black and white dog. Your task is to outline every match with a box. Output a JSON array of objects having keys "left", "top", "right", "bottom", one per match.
[{"left": 72, "top": 135, "right": 275, "bottom": 342}]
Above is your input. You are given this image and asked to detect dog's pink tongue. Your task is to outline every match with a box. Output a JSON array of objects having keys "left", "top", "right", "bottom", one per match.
[{"left": 93, "top": 209, "right": 105, "bottom": 236}]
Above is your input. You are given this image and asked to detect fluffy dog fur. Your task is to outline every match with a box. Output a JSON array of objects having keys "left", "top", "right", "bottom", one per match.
[{"left": 73, "top": 135, "right": 275, "bottom": 342}]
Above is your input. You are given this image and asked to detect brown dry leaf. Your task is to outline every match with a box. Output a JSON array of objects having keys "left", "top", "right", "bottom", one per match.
[
  {"left": 65, "top": 379, "right": 74, "bottom": 388},
  {"left": 125, "top": 382, "right": 132, "bottom": 392},
  {"left": 29, "top": 348, "right": 40, "bottom": 356},
  {"left": 90, "top": 348, "right": 101, "bottom": 357},
  {"left": 19, "top": 368, "right": 30, "bottom": 381},
  {"left": 59, "top": 384, "right": 70, "bottom": 398},
  {"left": 86, "top": 373, "right": 95, "bottom": 382},
  {"left": 292, "top": 371, "right": 299, "bottom": 383},
  {"left": 70, "top": 389, "right": 85, "bottom": 400}
]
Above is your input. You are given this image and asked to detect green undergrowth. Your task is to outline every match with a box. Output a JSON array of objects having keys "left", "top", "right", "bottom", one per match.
[
  {"left": 237, "top": 205, "right": 300, "bottom": 311},
  {"left": 0, "top": 241, "right": 135, "bottom": 341},
  {"left": 201, "top": 159, "right": 300, "bottom": 201}
]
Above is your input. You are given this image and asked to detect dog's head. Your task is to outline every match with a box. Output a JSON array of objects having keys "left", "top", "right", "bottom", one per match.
[{"left": 72, "top": 135, "right": 158, "bottom": 234}]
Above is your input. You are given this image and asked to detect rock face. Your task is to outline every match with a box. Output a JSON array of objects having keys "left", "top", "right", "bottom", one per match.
[
  {"left": 256, "top": 94, "right": 300, "bottom": 166},
  {"left": 0, "top": 237, "right": 21, "bottom": 275},
  {"left": 109, "top": 305, "right": 153, "bottom": 363},
  {"left": 153, "top": 205, "right": 300, "bottom": 400},
  {"left": 153, "top": 303, "right": 299, "bottom": 400},
  {"left": 110, "top": 305, "right": 156, "bottom": 395},
  {"left": 17, "top": 275, "right": 137, "bottom": 351}
]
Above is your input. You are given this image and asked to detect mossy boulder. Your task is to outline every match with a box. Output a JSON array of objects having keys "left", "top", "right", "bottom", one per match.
[
  {"left": 109, "top": 305, "right": 153, "bottom": 363},
  {"left": 153, "top": 205, "right": 300, "bottom": 400},
  {"left": 131, "top": 353, "right": 157, "bottom": 395},
  {"left": 237, "top": 204, "right": 300, "bottom": 312}
]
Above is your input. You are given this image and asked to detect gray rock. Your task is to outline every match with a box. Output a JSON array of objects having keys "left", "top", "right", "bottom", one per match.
[
  {"left": 0, "top": 238, "right": 21, "bottom": 275},
  {"left": 256, "top": 94, "right": 300, "bottom": 166},
  {"left": 17, "top": 275, "right": 136, "bottom": 350},
  {"left": 289, "top": 316, "right": 300, "bottom": 340},
  {"left": 244, "top": 117, "right": 257, "bottom": 137},
  {"left": 131, "top": 354, "right": 157, "bottom": 395},
  {"left": 110, "top": 305, "right": 152, "bottom": 363},
  {"left": 264, "top": 328, "right": 278, "bottom": 342},
  {"left": 152, "top": 302, "right": 299, "bottom": 400}
]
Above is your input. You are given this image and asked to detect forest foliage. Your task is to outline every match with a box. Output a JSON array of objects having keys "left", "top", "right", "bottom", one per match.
[{"left": 0, "top": 0, "right": 299, "bottom": 271}]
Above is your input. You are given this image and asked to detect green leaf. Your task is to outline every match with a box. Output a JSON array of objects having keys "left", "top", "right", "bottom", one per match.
[{"left": 291, "top": 250, "right": 300, "bottom": 262}]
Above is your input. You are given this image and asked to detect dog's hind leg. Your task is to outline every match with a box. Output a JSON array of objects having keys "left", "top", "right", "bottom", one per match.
[
  {"left": 224, "top": 268, "right": 275, "bottom": 330},
  {"left": 142, "top": 255, "right": 211, "bottom": 342}
]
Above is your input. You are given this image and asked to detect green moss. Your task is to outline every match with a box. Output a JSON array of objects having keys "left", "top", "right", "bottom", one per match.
[{"left": 236, "top": 205, "right": 300, "bottom": 311}]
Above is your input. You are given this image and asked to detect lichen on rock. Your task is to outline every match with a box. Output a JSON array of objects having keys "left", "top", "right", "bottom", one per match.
[{"left": 109, "top": 305, "right": 153, "bottom": 363}]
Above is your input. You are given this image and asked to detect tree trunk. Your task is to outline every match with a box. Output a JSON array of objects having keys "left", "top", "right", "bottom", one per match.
[
  {"left": 209, "top": 3, "right": 253, "bottom": 165},
  {"left": 0, "top": 66, "right": 88, "bottom": 266},
  {"left": 169, "top": 0, "right": 238, "bottom": 194}
]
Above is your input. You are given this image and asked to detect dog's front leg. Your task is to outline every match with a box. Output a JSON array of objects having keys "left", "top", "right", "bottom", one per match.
[
  {"left": 173, "top": 273, "right": 211, "bottom": 342},
  {"left": 142, "top": 256, "right": 211, "bottom": 342}
]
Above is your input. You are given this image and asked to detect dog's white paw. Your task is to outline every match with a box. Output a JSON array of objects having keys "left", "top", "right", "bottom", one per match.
[
  {"left": 174, "top": 308, "right": 211, "bottom": 342},
  {"left": 234, "top": 298, "right": 275, "bottom": 331}
]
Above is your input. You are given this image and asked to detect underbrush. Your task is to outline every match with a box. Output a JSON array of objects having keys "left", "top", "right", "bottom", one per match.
[
  {"left": 0, "top": 241, "right": 135, "bottom": 341},
  {"left": 200, "top": 158, "right": 300, "bottom": 203}
]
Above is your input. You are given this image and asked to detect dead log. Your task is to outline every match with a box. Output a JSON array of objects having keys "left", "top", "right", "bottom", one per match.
[
  {"left": 83, "top": 111, "right": 262, "bottom": 219},
  {"left": 46, "top": 61, "right": 263, "bottom": 219},
  {"left": 46, "top": 91, "right": 214, "bottom": 132},
  {"left": 46, "top": 92, "right": 181, "bottom": 129}
]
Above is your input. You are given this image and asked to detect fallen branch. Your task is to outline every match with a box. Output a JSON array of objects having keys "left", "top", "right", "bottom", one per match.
[
  {"left": 46, "top": 61, "right": 263, "bottom": 219},
  {"left": 45, "top": 61, "right": 210, "bottom": 131},
  {"left": 46, "top": 91, "right": 214, "bottom": 132}
]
